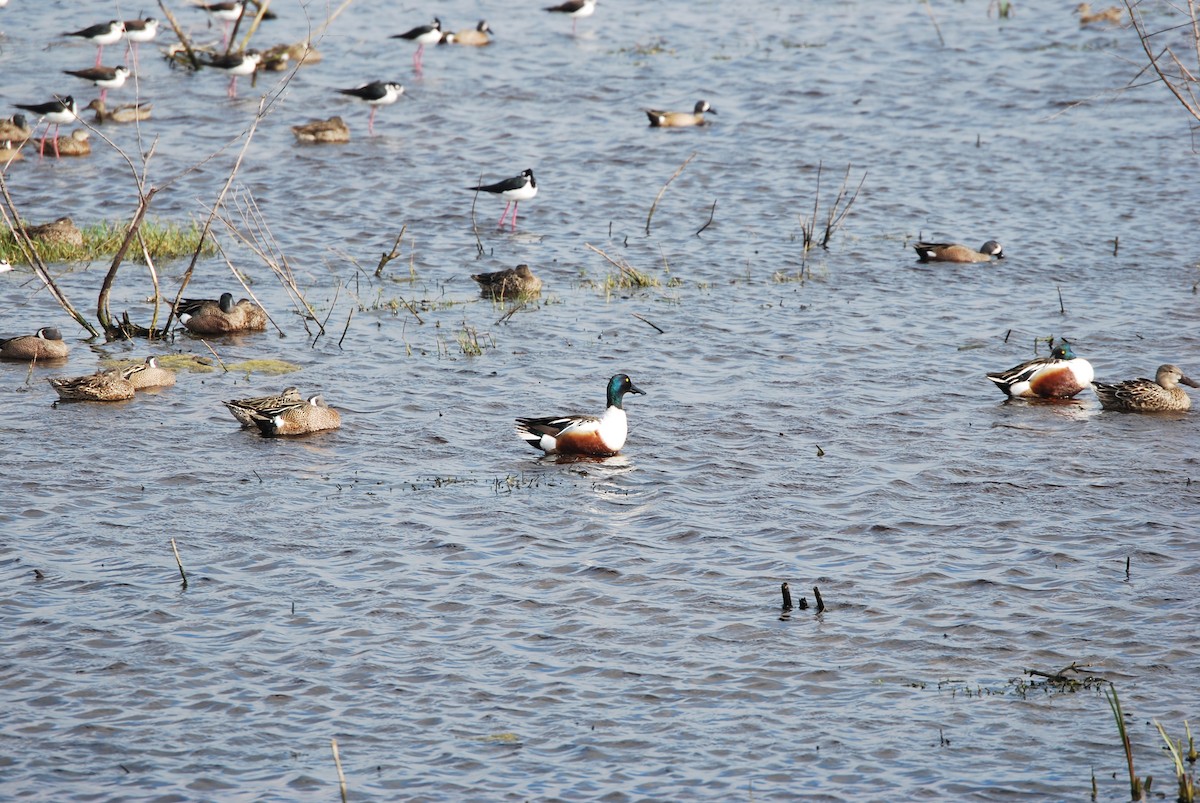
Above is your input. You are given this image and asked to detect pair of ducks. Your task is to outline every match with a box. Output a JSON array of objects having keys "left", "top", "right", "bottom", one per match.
[
  {"left": 987, "top": 342, "right": 1198, "bottom": 412},
  {"left": 224, "top": 387, "right": 342, "bottom": 436},
  {"left": 48, "top": 357, "right": 175, "bottom": 401}
]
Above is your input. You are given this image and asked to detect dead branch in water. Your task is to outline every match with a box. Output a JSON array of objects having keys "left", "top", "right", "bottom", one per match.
[
  {"left": 695, "top": 200, "right": 717, "bottom": 237},
  {"left": 645, "top": 152, "right": 696, "bottom": 236},
  {"left": 631, "top": 312, "right": 664, "bottom": 333},
  {"left": 798, "top": 161, "right": 866, "bottom": 252},
  {"left": 375, "top": 225, "right": 407, "bottom": 277},
  {"left": 165, "top": 97, "right": 269, "bottom": 334}
]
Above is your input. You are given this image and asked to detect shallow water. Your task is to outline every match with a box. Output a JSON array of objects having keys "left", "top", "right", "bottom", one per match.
[{"left": 2, "top": 0, "right": 1199, "bottom": 800}]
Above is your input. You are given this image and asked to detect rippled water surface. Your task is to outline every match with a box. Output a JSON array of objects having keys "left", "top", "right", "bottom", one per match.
[{"left": 3, "top": 0, "right": 1199, "bottom": 800}]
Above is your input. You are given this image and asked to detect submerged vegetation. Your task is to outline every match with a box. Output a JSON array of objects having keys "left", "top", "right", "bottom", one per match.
[{"left": 0, "top": 219, "right": 213, "bottom": 264}]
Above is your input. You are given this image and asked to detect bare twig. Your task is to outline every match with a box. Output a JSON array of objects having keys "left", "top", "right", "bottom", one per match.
[
  {"left": 645, "top": 152, "right": 696, "bottom": 236},
  {"left": 375, "top": 226, "right": 407, "bottom": 277},
  {"left": 165, "top": 96, "right": 270, "bottom": 333},
  {"left": 199, "top": 339, "right": 229, "bottom": 372},
  {"left": 631, "top": 312, "right": 664, "bottom": 333},
  {"left": 923, "top": 0, "right": 945, "bottom": 47},
  {"left": 330, "top": 738, "right": 348, "bottom": 803},
  {"left": 170, "top": 538, "right": 188, "bottom": 589},
  {"left": 695, "top": 200, "right": 717, "bottom": 237},
  {"left": 158, "top": 0, "right": 201, "bottom": 69}
]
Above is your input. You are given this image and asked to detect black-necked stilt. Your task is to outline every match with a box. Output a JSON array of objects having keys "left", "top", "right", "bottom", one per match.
[
  {"left": 63, "top": 65, "right": 130, "bottom": 104},
  {"left": 64, "top": 20, "right": 125, "bottom": 67},
  {"left": 123, "top": 17, "right": 159, "bottom": 71},
  {"left": 206, "top": 51, "right": 261, "bottom": 98},
  {"left": 545, "top": 0, "right": 596, "bottom": 36},
  {"left": 468, "top": 168, "right": 537, "bottom": 230},
  {"left": 392, "top": 18, "right": 442, "bottom": 72},
  {"left": 444, "top": 21, "right": 493, "bottom": 46},
  {"left": 645, "top": 100, "right": 716, "bottom": 128},
  {"left": 12, "top": 96, "right": 78, "bottom": 158},
  {"left": 337, "top": 81, "right": 404, "bottom": 136}
]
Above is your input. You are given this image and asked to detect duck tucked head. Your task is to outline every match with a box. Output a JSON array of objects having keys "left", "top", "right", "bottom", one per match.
[
  {"left": 219, "top": 292, "right": 235, "bottom": 313},
  {"left": 607, "top": 373, "right": 645, "bottom": 409}
]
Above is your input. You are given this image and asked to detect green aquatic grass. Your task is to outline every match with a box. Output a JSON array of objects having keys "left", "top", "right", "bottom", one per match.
[{"left": 0, "top": 219, "right": 214, "bottom": 264}]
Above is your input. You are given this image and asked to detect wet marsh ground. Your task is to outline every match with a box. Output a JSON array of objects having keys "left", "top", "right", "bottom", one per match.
[{"left": 2, "top": 0, "right": 1199, "bottom": 800}]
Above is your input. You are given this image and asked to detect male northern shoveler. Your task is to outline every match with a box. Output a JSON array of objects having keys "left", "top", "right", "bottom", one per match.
[
  {"left": 471, "top": 264, "right": 542, "bottom": 300},
  {"left": 175, "top": 292, "right": 268, "bottom": 334},
  {"left": 516, "top": 374, "right": 644, "bottom": 456},
  {"left": 48, "top": 369, "right": 135, "bottom": 401},
  {"left": 1, "top": 327, "right": 70, "bottom": 361},
  {"left": 246, "top": 394, "right": 342, "bottom": 436},
  {"left": 913, "top": 240, "right": 1004, "bottom": 263},
  {"left": 223, "top": 387, "right": 303, "bottom": 426},
  {"left": 986, "top": 341, "right": 1094, "bottom": 399},
  {"left": 121, "top": 356, "right": 176, "bottom": 389},
  {"left": 1093, "top": 364, "right": 1199, "bottom": 412},
  {"left": 646, "top": 100, "right": 716, "bottom": 128}
]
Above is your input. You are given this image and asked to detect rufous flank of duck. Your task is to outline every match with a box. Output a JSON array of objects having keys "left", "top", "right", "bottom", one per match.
[
  {"left": 471, "top": 264, "right": 542, "bottom": 300},
  {"left": 1, "top": 327, "right": 70, "bottom": 361},
  {"left": 646, "top": 100, "right": 716, "bottom": 128},
  {"left": 223, "top": 386, "right": 304, "bottom": 427},
  {"left": 515, "top": 374, "right": 644, "bottom": 456},
  {"left": 1093, "top": 364, "right": 1199, "bottom": 412},
  {"left": 174, "top": 292, "right": 268, "bottom": 334},
  {"left": 248, "top": 394, "right": 342, "bottom": 436},
  {"left": 912, "top": 240, "right": 1004, "bottom": 263},
  {"left": 47, "top": 369, "right": 135, "bottom": 401},
  {"left": 121, "top": 356, "right": 176, "bottom": 389},
  {"left": 292, "top": 116, "right": 350, "bottom": 143},
  {"left": 986, "top": 341, "right": 1094, "bottom": 399}
]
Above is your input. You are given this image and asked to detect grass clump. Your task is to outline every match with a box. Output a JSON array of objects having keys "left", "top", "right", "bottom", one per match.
[{"left": 1, "top": 219, "right": 214, "bottom": 264}]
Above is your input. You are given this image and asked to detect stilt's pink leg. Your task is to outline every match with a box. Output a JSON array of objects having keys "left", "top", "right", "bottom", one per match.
[
  {"left": 52, "top": 125, "right": 61, "bottom": 158},
  {"left": 368, "top": 107, "right": 377, "bottom": 135}
]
